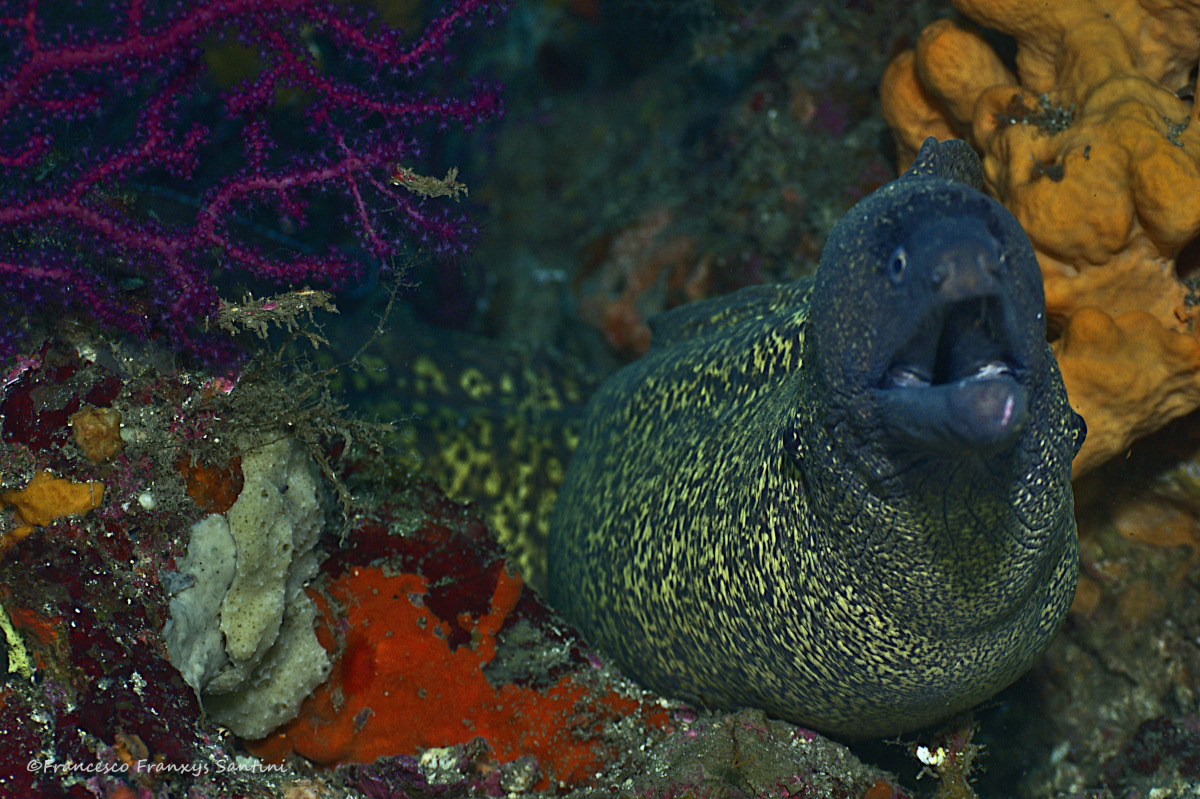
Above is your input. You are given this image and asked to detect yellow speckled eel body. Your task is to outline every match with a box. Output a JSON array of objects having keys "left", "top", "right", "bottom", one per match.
[{"left": 548, "top": 138, "right": 1086, "bottom": 738}]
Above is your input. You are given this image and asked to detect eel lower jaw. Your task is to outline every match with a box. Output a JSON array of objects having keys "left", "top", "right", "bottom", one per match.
[
  {"left": 873, "top": 295, "right": 1030, "bottom": 452},
  {"left": 872, "top": 370, "right": 1029, "bottom": 453}
]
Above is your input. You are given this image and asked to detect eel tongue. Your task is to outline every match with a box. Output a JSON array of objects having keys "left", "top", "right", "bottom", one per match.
[{"left": 875, "top": 374, "right": 1029, "bottom": 453}]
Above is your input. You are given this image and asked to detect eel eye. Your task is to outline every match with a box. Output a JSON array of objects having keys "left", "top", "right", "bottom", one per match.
[{"left": 888, "top": 245, "right": 907, "bottom": 285}]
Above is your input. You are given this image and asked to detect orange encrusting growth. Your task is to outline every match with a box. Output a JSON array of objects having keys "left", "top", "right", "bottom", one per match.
[
  {"left": 68, "top": 405, "right": 124, "bottom": 464},
  {"left": 0, "top": 591, "right": 65, "bottom": 676},
  {"left": 175, "top": 456, "right": 243, "bottom": 514},
  {"left": 0, "top": 471, "right": 105, "bottom": 558},
  {"left": 248, "top": 564, "right": 660, "bottom": 789},
  {"left": 578, "top": 206, "right": 712, "bottom": 358}
]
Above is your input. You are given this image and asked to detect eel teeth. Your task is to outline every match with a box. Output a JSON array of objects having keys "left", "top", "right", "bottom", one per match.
[
  {"left": 968, "top": 360, "right": 1014, "bottom": 380},
  {"left": 886, "top": 365, "right": 931, "bottom": 387},
  {"left": 888, "top": 360, "right": 1013, "bottom": 388}
]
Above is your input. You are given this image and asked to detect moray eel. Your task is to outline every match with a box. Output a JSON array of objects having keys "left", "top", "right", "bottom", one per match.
[
  {"left": 547, "top": 138, "right": 1085, "bottom": 738},
  {"left": 357, "top": 304, "right": 602, "bottom": 588}
]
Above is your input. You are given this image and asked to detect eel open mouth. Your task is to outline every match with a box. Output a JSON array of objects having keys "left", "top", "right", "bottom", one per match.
[
  {"left": 875, "top": 294, "right": 1028, "bottom": 452},
  {"left": 882, "top": 295, "right": 1018, "bottom": 389}
]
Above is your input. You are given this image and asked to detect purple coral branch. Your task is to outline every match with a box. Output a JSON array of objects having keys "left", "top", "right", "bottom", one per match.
[{"left": 0, "top": 0, "right": 505, "bottom": 357}]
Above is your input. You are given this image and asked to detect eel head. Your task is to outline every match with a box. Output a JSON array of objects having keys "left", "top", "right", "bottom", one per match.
[
  {"left": 870, "top": 216, "right": 1029, "bottom": 453},
  {"left": 807, "top": 138, "right": 1083, "bottom": 461}
]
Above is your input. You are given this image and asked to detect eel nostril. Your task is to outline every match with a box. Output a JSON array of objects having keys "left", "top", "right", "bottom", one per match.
[
  {"left": 931, "top": 261, "right": 950, "bottom": 289},
  {"left": 979, "top": 252, "right": 1001, "bottom": 275}
]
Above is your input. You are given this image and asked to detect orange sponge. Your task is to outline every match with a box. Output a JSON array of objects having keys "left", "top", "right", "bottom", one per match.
[
  {"left": 69, "top": 405, "right": 124, "bottom": 464},
  {"left": 1054, "top": 309, "right": 1200, "bottom": 474},
  {"left": 1, "top": 471, "right": 105, "bottom": 557},
  {"left": 249, "top": 564, "right": 665, "bottom": 789}
]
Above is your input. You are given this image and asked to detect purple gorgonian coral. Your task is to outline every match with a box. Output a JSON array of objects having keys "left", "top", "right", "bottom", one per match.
[{"left": 0, "top": 0, "right": 505, "bottom": 358}]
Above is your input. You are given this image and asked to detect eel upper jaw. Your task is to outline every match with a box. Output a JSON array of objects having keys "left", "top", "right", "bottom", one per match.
[{"left": 871, "top": 289, "right": 1030, "bottom": 453}]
